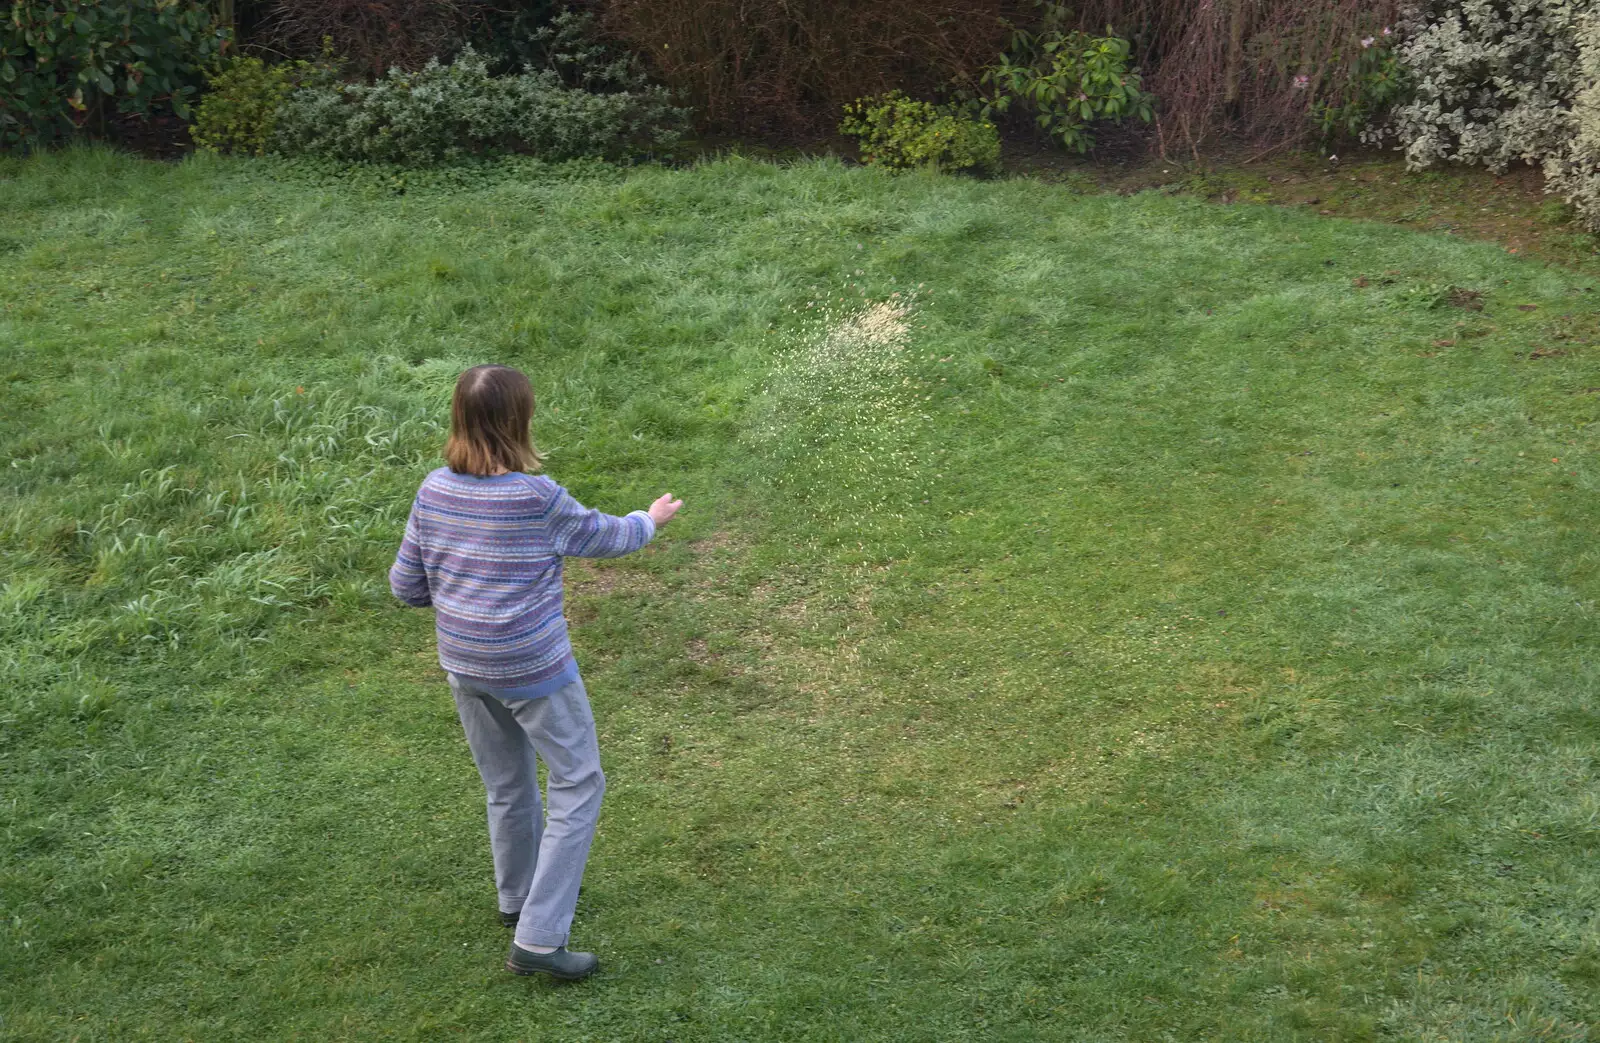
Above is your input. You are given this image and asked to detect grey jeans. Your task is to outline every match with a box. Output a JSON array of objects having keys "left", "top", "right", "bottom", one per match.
[{"left": 449, "top": 673, "right": 606, "bottom": 949}]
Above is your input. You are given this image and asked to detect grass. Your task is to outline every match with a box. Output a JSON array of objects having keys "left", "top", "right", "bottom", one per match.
[
  {"left": 1047, "top": 150, "right": 1600, "bottom": 276},
  {"left": 2, "top": 146, "right": 1599, "bottom": 1041}
]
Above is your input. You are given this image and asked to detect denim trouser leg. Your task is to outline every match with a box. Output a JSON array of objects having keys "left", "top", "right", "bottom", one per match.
[{"left": 450, "top": 674, "right": 606, "bottom": 949}]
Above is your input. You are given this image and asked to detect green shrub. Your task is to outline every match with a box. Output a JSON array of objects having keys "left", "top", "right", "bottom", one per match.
[
  {"left": 1544, "top": 13, "right": 1600, "bottom": 232},
  {"left": 839, "top": 92, "right": 1000, "bottom": 174},
  {"left": 1388, "top": 0, "right": 1600, "bottom": 233},
  {"left": 0, "top": 0, "right": 228, "bottom": 149},
  {"left": 1387, "top": 0, "right": 1586, "bottom": 172},
  {"left": 191, "top": 56, "right": 336, "bottom": 156},
  {"left": 1314, "top": 28, "right": 1409, "bottom": 144},
  {"left": 270, "top": 46, "right": 689, "bottom": 165},
  {"left": 965, "top": 16, "right": 1153, "bottom": 153}
]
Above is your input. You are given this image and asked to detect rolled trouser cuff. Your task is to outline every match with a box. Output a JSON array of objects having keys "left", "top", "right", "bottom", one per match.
[{"left": 514, "top": 921, "right": 569, "bottom": 948}]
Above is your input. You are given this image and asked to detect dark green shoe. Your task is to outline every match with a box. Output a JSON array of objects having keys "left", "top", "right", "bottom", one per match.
[
  {"left": 498, "top": 910, "right": 519, "bottom": 928},
  {"left": 506, "top": 943, "right": 599, "bottom": 981}
]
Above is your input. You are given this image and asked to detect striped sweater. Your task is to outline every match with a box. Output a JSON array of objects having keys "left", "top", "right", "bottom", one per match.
[{"left": 389, "top": 467, "right": 656, "bottom": 695}]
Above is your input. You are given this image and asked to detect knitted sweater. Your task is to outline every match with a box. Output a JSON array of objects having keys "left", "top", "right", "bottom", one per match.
[{"left": 389, "top": 467, "right": 656, "bottom": 694}]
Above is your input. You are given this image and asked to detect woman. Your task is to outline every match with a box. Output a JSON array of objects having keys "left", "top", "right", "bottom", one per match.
[{"left": 390, "top": 364, "right": 681, "bottom": 981}]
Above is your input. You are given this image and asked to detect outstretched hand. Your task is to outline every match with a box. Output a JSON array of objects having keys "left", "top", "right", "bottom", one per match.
[{"left": 648, "top": 493, "right": 683, "bottom": 528}]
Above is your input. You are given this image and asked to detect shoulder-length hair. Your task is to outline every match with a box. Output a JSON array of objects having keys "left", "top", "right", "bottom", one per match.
[{"left": 444, "top": 365, "right": 545, "bottom": 476}]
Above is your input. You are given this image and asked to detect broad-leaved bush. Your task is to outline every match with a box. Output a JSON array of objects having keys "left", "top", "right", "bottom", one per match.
[
  {"left": 962, "top": 10, "right": 1153, "bottom": 154},
  {"left": 1315, "top": 29, "right": 1409, "bottom": 144},
  {"left": 839, "top": 92, "right": 1001, "bottom": 174},
  {"left": 0, "top": 0, "right": 228, "bottom": 149}
]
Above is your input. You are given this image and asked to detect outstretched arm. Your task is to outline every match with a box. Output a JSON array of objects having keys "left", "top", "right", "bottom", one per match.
[{"left": 550, "top": 488, "right": 683, "bottom": 559}]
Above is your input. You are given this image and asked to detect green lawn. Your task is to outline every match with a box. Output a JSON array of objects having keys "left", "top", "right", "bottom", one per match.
[{"left": 2, "top": 148, "right": 1598, "bottom": 1041}]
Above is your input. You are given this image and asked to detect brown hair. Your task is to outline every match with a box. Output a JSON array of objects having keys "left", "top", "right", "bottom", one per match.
[{"left": 444, "top": 365, "right": 544, "bottom": 476}]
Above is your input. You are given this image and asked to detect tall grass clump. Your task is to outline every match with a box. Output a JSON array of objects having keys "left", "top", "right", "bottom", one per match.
[{"left": 0, "top": 382, "right": 447, "bottom": 720}]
